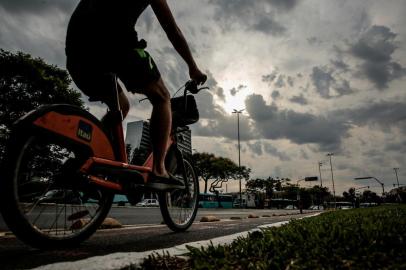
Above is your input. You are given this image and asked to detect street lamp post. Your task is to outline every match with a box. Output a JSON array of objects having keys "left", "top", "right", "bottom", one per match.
[
  {"left": 318, "top": 162, "right": 323, "bottom": 187},
  {"left": 354, "top": 176, "right": 385, "bottom": 196},
  {"left": 326, "top": 153, "right": 336, "bottom": 209},
  {"left": 318, "top": 162, "right": 324, "bottom": 207},
  {"left": 393, "top": 168, "right": 400, "bottom": 187},
  {"left": 233, "top": 109, "right": 244, "bottom": 208}
]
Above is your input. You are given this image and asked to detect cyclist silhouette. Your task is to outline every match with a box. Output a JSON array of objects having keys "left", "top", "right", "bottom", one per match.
[{"left": 66, "top": 0, "right": 206, "bottom": 187}]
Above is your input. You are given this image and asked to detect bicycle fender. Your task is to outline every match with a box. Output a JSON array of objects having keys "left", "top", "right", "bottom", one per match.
[{"left": 14, "top": 104, "right": 115, "bottom": 160}]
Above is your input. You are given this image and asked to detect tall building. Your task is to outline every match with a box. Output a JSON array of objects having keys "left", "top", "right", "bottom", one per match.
[{"left": 125, "top": 121, "right": 192, "bottom": 165}]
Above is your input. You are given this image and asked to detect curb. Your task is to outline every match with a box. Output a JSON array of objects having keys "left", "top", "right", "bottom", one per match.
[
  {"left": 31, "top": 213, "right": 322, "bottom": 270},
  {"left": 200, "top": 216, "right": 220, "bottom": 222}
]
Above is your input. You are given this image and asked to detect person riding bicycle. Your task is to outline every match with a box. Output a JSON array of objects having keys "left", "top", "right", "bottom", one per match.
[{"left": 65, "top": 0, "right": 207, "bottom": 189}]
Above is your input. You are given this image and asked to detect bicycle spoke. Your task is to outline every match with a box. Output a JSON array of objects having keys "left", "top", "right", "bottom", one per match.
[{"left": 12, "top": 135, "right": 112, "bottom": 241}]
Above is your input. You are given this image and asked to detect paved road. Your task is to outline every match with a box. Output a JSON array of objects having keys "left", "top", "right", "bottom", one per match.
[
  {"left": 0, "top": 206, "right": 313, "bottom": 230},
  {"left": 0, "top": 208, "right": 319, "bottom": 269}
]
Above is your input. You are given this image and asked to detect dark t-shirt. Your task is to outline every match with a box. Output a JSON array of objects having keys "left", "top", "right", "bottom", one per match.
[{"left": 66, "top": 0, "right": 150, "bottom": 56}]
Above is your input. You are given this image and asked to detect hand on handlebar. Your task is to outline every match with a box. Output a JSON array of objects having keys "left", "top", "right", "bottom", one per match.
[{"left": 189, "top": 67, "right": 207, "bottom": 85}]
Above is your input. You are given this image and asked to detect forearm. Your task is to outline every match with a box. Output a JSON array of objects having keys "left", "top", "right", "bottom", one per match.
[{"left": 166, "top": 26, "right": 197, "bottom": 69}]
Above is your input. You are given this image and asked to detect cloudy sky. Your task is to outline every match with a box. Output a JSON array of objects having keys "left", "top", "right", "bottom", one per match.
[{"left": 1, "top": 0, "right": 405, "bottom": 195}]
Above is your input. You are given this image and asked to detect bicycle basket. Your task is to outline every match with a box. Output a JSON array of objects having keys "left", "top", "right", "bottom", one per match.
[{"left": 171, "top": 95, "right": 199, "bottom": 126}]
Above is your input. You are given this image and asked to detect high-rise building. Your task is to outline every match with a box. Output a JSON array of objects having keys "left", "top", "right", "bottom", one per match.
[{"left": 125, "top": 121, "right": 192, "bottom": 165}]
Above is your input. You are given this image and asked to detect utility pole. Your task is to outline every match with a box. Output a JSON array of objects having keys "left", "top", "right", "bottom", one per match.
[
  {"left": 318, "top": 162, "right": 323, "bottom": 187},
  {"left": 394, "top": 168, "right": 400, "bottom": 187},
  {"left": 327, "top": 153, "right": 336, "bottom": 209},
  {"left": 233, "top": 109, "right": 244, "bottom": 208},
  {"left": 318, "top": 161, "right": 324, "bottom": 208}
]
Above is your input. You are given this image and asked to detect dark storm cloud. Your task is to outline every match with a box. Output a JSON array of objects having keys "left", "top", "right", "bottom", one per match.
[
  {"left": 192, "top": 72, "right": 228, "bottom": 119},
  {"left": 252, "top": 16, "right": 286, "bottom": 36},
  {"left": 263, "top": 70, "right": 294, "bottom": 90},
  {"left": 330, "top": 59, "right": 349, "bottom": 72},
  {"left": 346, "top": 100, "right": 406, "bottom": 133},
  {"left": 244, "top": 93, "right": 406, "bottom": 152},
  {"left": 0, "top": 0, "right": 76, "bottom": 67},
  {"left": 334, "top": 79, "right": 354, "bottom": 96},
  {"left": 245, "top": 94, "right": 350, "bottom": 151},
  {"left": 192, "top": 113, "right": 257, "bottom": 141},
  {"left": 289, "top": 94, "right": 308, "bottom": 105},
  {"left": 230, "top": 85, "right": 246, "bottom": 96},
  {"left": 271, "top": 90, "right": 281, "bottom": 100},
  {"left": 209, "top": 0, "right": 288, "bottom": 36},
  {"left": 274, "top": 75, "right": 286, "bottom": 88},
  {"left": 245, "top": 140, "right": 290, "bottom": 161},
  {"left": 194, "top": 91, "right": 226, "bottom": 119},
  {"left": 307, "top": 36, "right": 322, "bottom": 46},
  {"left": 262, "top": 70, "right": 278, "bottom": 84},
  {"left": 263, "top": 142, "right": 290, "bottom": 161},
  {"left": 0, "top": 0, "right": 75, "bottom": 14},
  {"left": 269, "top": 0, "right": 298, "bottom": 12},
  {"left": 192, "top": 78, "right": 257, "bottom": 140},
  {"left": 247, "top": 141, "right": 263, "bottom": 156},
  {"left": 215, "top": 87, "right": 226, "bottom": 101},
  {"left": 311, "top": 66, "right": 334, "bottom": 99},
  {"left": 349, "top": 25, "right": 406, "bottom": 89},
  {"left": 310, "top": 66, "right": 354, "bottom": 99},
  {"left": 385, "top": 141, "right": 406, "bottom": 153}
]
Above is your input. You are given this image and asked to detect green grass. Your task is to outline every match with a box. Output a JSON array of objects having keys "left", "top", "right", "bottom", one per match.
[{"left": 136, "top": 205, "right": 406, "bottom": 270}]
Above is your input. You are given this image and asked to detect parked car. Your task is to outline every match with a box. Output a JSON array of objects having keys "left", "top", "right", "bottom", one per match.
[
  {"left": 285, "top": 205, "right": 297, "bottom": 210},
  {"left": 136, "top": 199, "right": 159, "bottom": 207},
  {"left": 309, "top": 205, "right": 324, "bottom": 210}
]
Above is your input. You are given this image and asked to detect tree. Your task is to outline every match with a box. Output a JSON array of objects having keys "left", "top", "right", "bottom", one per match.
[
  {"left": 192, "top": 152, "right": 217, "bottom": 193},
  {"left": 361, "top": 190, "right": 381, "bottom": 204},
  {"left": 0, "top": 49, "right": 84, "bottom": 158},
  {"left": 246, "top": 177, "right": 280, "bottom": 208},
  {"left": 342, "top": 187, "right": 356, "bottom": 204},
  {"left": 193, "top": 152, "right": 251, "bottom": 207}
]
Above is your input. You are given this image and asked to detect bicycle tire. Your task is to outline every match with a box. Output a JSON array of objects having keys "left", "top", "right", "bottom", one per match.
[
  {"left": 159, "top": 157, "right": 199, "bottom": 232},
  {"left": 0, "top": 130, "right": 114, "bottom": 249}
]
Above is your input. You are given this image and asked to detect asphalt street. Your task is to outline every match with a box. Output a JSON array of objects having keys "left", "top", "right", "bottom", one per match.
[{"left": 0, "top": 208, "right": 319, "bottom": 269}]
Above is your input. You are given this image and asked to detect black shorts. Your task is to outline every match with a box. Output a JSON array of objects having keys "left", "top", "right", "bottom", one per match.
[{"left": 67, "top": 47, "right": 161, "bottom": 104}]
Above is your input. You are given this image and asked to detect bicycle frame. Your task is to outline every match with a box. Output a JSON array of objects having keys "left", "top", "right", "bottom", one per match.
[{"left": 25, "top": 74, "right": 189, "bottom": 194}]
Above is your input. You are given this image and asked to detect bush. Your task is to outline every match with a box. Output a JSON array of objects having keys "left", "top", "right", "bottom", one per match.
[{"left": 139, "top": 205, "right": 406, "bottom": 270}]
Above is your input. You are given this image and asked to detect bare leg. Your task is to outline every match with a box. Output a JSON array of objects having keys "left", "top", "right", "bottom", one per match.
[
  {"left": 143, "top": 78, "right": 171, "bottom": 177},
  {"left": 102, "top": 84, "right": 130, "bottom": 126},
  {"left": 118, "top": 88, "right": 130, "bottom": 119}
]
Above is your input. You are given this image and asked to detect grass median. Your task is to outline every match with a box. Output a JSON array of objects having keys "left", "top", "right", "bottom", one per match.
[{"left": 134, "top": 205, "right": 406, "bottom": 270}]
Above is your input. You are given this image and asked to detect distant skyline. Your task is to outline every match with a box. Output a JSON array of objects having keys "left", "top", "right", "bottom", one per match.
[{"left": 1, "top": 0, "right": 405, "bottom": 195}]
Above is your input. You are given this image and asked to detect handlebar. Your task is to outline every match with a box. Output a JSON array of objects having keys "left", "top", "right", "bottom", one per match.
[{"left": 184, "top": 80, "right": 209, "bottom": 94}]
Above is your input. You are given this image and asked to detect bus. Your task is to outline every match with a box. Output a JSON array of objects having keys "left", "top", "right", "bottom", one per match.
[
  {"left": 198, "top": 193, "right": 233, "bottom": 208},
  {"left": 265, "top": 198, "right": 297, "bottom": 209},
  {"left": 325, "top": 201, "right": 354, "bottom": 209}
]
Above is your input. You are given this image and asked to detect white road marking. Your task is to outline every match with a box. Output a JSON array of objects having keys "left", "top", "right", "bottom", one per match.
[{"left": 31, "top": 213, "right": 321, "bottom": 270}]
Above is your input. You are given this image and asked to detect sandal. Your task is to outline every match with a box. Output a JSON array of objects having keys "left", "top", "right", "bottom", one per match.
[{"left": 145, "top": 173, "right": 185, "bottom": 191}]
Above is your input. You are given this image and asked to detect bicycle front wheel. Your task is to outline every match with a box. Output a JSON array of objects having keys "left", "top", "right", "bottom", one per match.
[
  {"left": 159, "top": 159, "right": 199, "bottom": 232},
  {"left": 0, "top": 133, "right": 114, "bottom": 248}
]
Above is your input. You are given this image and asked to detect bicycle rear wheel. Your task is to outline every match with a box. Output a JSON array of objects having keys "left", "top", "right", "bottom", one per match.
[
  {"left": 0, "top": 133, "right": 114, "bottom": 248},
  {"left": 159, "top": 158, "right": 199, "bottom": 231}
]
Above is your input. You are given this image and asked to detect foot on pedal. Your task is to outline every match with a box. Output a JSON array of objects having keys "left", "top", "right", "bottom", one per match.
[{"left": 145, "top": 173, "right": 185, "bottom": 191}]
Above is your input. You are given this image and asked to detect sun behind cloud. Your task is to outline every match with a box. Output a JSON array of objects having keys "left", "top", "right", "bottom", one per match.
[{"left": 217, "top": 81, "right": 253, "bottom": 114}]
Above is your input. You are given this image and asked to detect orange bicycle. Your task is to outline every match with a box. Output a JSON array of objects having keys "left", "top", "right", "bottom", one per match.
[{"left": 0, "top": 74, "right": 207, "bottom": 248}]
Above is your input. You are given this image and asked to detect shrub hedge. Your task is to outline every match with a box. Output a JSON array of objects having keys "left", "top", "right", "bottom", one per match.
[{"left": 137, "top": 205, "right": 406, "bottom": 270}]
